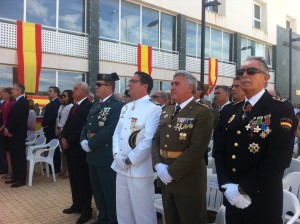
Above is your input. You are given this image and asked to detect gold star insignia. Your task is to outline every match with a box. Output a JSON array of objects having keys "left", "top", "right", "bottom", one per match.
[
  {"left": 253, "top": 125, "right": 261, "bottom": 133},
  {"left": 248, "top": 142, "right": 260, "bottom": 153}
]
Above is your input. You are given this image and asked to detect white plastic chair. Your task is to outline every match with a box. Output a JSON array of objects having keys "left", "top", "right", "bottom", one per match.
[
  {"left": 26, "top": 133, "right": 37, "bottom": 143},
  {"left": 26, "top": 139, "right": 59, "bottom": 186},
  {"left": 35, "top": 127, "right": 44, "bottom": 137},
  {"left": 207, "top": 174, "right": 223, "bottom": 212},
  {"left": 154, "top": 194, "right": 165, "bottom": 224},
  {"left": 283, "top": 189, "right": 300, "bottom": 224},
  {"left": 26, "top": 135, "right": 47, "bottom": 153},
  {"left": 284, "top": 158, "right": 300, "bottom": 178},
  {"left": 207, "top": 158, "right": 216, "bottom": 174},
  {"left": 215, "top": 205, "right": 226, "bottom": 224}
]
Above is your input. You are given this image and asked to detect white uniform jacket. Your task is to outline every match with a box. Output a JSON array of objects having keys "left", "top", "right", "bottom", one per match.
[{"left": 112, "top": 95, "right": 162, "bottom": 177}]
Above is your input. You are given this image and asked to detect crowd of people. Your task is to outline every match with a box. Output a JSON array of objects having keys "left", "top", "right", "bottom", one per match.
[{"left": 0, "top": 56, "right": 298, "bottom": 224}]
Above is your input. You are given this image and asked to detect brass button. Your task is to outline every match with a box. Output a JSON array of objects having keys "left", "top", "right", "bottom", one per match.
[
  {"left": 232, "top": 155, "right": 236, "bottom": 159},
  {"left": 91, "top": 116, "right": 93, "bottom": 118},
  {"left": 166, "top": 134, "right": 169, "bottom": 138},
  {"left": 232, "top": 168, "right": 236, "bottom": 172},
  {"left": 168, "top": 124, "right": 172, "bottom": 128},
  {"left": 89, "top": 123, "right": 91, "bottom": 125},
  {"left": 164, "top": 144, "right": 168, "bottom": 148},
  {"left": 234, "top": 143, "right": 238, "bottom": 147},
  {"left": 237, "top": 130, "right": 241, "bottom": 135}
]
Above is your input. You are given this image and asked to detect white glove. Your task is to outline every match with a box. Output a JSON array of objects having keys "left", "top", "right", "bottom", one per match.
[
  {"left": 80, "top": 140, "right": 91, "bottom": 152},
  {"left": 114, "top": 154, "right": 129, "bottom": 171},
  {"left": 155, "top": 163, "right": 173, "bottom": 185},
  {"left": 221, "top": 183, "right": 241, "bottom": 206},
  {"left": 234, "top": 194, "right": 252, "bottom": 209}
]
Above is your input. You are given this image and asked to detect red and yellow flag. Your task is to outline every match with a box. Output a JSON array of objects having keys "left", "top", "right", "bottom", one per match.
[
  {"left": 206, "top": 58, "right": 218, "bottom": 96},
  {"left": 137, "top": 44, "right": 152, "bottom": 75},
  {"left": 17, "top": 21, "right": 42, "bottom": 93}
]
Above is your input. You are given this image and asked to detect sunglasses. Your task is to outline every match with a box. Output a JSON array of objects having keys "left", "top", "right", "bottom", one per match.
[
  {"left": 128, "top": 79, "right": 141, "bottom": 84},
  {"left": 95, "top": 83, "right": 108, "bottom": 87},
  {"left": 151, "top": 95, "right": 162, "bottom": 98},
  {"left": 236, "top": 67, "right": 267, "bottom": 76}
]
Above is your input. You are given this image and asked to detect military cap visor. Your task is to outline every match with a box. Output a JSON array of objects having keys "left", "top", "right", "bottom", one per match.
[{"left": 97, "top": 72, "right": 119, "bottom": 81}]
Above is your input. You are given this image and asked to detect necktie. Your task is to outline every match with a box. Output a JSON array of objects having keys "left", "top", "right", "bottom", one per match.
[
  {"left": 172, "top": 105, "right": 181, "bottom": 119},
  {"left": 71, "top": 103, "right": 78, "bottom": 115},
  {"left": 242, "top": 101, "right": 252, "bottom": 120}
]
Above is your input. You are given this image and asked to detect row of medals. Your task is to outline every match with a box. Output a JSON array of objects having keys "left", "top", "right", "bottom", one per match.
[{"left": 175, "top": 118, "right": 194, "bottom": 141}]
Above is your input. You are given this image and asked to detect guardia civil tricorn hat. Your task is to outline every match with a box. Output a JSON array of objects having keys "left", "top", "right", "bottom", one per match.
[{"left": 97, "top": 72, "right": 119, "bottom": 81}]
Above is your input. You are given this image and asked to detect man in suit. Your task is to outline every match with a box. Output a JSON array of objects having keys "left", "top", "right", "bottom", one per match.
[
  {"left": 152, "top": 71, "right": 214, "bottom": 224},
  {"left": 214, "top": 57, "right": 296, "bottom": 223},
  {"left": 81, "top": 73, "right": 124, "bottom": 224},
  {"left": 112, "top": 71, "right": 161, "bottom": 224},
  {"left": 4, "top": 83, "right": 29, "bottom": 187},
  {"left": 42, "top": 86, "right": 61, "bottom": 172},
  {"left": 61, "top": 82, "right": 93, "bottom": 224}
]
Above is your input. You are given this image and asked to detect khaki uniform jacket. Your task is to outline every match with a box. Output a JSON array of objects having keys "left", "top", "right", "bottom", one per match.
[{"left": 152, "top": 100, "right": 213, "bottom": 196}]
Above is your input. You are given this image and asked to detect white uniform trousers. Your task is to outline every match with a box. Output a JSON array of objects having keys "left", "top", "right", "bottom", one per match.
[{"left": 116, "top": 173, "right": 157, "bottom": 224}]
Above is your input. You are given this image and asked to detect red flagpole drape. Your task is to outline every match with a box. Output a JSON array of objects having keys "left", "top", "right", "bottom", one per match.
[
  {"left": 137, "top": 44, "right": 152, "bottom": 75},
  {"left": 206, "top": 58, "right": 218, "bottom": 96}
]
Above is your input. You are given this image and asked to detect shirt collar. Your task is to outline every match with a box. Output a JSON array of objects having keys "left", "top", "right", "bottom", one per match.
[
  {"left": 246, "top": 89, "right": 265, "bottom": 106},
  {"left": 176, "top": 96, "right": 194, "bottom": 110},
  {"left": 76, "top": 97, "right": 87, "bottom": 105},
  {"left": 100, "top": 94, "right": 112, "bottom": 103}
]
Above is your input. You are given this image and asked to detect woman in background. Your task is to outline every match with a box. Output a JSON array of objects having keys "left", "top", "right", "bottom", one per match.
[
  {"left": 56, "top": 90, "right": 73, "bottom": 178},
  {"left": 0, "top": 88, "right": 15, "bottom": 180},
  {"left": 27, "top": 99, "right": 36, "bottom": 135}
]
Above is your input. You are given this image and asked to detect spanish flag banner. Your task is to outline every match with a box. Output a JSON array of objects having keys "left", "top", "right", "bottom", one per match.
[
  {"left": 206, "top": 58, "right": 218, "bottom": 96},
  {"left": 137, "top": 44, "right": 152, "bottom": 75},
  {"left": 17, "top": 21, "right": 42, "bottom": 93}
]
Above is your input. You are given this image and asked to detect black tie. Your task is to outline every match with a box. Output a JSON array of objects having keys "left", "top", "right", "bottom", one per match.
[
  {"left": 172, "top": 105, "right": 181, "bottom": 119},
  {"left": 242, "top": 101, "right": 252, "bottom": 120}
]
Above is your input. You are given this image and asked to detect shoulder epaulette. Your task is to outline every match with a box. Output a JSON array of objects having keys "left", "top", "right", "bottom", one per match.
[
  {"left": 196, "top": 101, "right": 210, "bottom": 108},
  {"left": 231, "top": 100, "right": 244, "bottom": 106},
  {"left": 272, "top": 96, "right": 288, "bottom": 103}
]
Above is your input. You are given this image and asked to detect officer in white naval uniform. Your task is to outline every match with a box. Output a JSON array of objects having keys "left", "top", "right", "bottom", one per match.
[{"left": 111, "top": 71, "right": 162, "bottom": 224}]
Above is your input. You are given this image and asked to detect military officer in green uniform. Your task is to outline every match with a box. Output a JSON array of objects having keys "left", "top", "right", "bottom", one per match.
[
  {"left": 80, "top": 73, "right": 124, "bottom": 224},
  {"left": 152, "top": 71, "right": 214, "bottom": 224},
  {"left": 214, "top": 57, "right": 296, "bottom": 224}
]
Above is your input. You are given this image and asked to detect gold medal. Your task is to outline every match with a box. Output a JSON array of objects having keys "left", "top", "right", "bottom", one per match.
[
  {"left": 188, "top": 123, "right": 193, "bottom": 129},
  {"left": 99, "top": 121, "right": 104, "bottom": 127},
  {"left": 248, "top": 142, "right": 260, "bottom": 153},
  {"left": 183, "top": 124, "right": 188, "bottom": 129},
  {"left": 179, "top": 132, "right": 187, "bottom": 140},
  {"left": 260, "top": 132, "right": 267, "bottom": 139}
]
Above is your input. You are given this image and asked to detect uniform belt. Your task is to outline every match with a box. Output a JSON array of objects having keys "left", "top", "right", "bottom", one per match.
[
  {"left": 160, "top": 149, "right": 183, "bottom": 159},
  {"left": 87, "top": 131, "right": 96, "bottom": 139}
]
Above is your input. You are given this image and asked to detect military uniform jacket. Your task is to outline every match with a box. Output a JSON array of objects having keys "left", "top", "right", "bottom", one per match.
[
  {"left": 214, "top": 90, "right": 296, "bottom": 215},
  {"left": 111, "top": 95, "right": 162, "bottom": 177},
  {"left": 80, "top": 96, "right": 124, "bottom": 166},
  {"left": 152, "top": 100, "right": 213, "bottom": 196}
]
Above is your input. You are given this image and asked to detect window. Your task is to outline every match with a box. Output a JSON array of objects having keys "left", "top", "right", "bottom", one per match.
[
  {"left": 161, "top": 13, "right": 176, "bottom": 51},
  {"left": 0, "top": 66, "right": 13, "bottom": 87},
  {"left": 121, "top": 1, "right": 140, "bottom": 44},
  {"left": 27, "top": 0, "right": 56, "bottom": 27},
  {"left": 99, "top": 0, "right": 119, "bottom": 40},
  {"left": 241, "top": 37, "right": 272, "bottom": 66},
  {"left": 142, "top": 7, "right": 159, "bottom": 48},
  {"left": 253, "top": 3, "right": 261, "bottom": 29},
  {"left": 210, "top": 28, "right": 222, "bottom": 59},
  {"left": 186, "top": 21, "right": 197, "bottom": 55},
  {"left": 59, "top": 0, "right": 85, "bottom": 32},
  {"left": 0, "top": 0, "right": 23, "bottom": 21}
]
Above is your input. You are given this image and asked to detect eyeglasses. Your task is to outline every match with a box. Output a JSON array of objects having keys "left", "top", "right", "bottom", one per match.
[
  {"left": 95, "top": 83, "right": 108, "bottom": 87},
  {"left": 151, "top": 95, "right": 162, "bottom": 99},
  {"left": 128, "top": 79, "right": 141, "bottom": 84},
  {"left": 236, "top": 67, "right": 267, "bottom": 76},
  {"left": 62, "top": 94, "right": 68, "bottom": 98}
]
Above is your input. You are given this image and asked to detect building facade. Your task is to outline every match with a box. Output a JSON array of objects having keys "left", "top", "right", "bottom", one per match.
[{"left": 0, "top": 0, "right": 300, "bottom": 102}]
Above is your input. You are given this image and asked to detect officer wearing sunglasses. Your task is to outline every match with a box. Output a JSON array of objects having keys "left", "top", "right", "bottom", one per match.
[{"left": 214, "top": 56, "right": 296, "bottom": 224}]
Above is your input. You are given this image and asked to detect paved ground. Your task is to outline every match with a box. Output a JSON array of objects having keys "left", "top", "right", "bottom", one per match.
[
  {"left": 0, "top": 171, "right": 97, "bottom": 224},
  {"left": 0, "top": 170, "right": 164, "bottom": 224}
]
